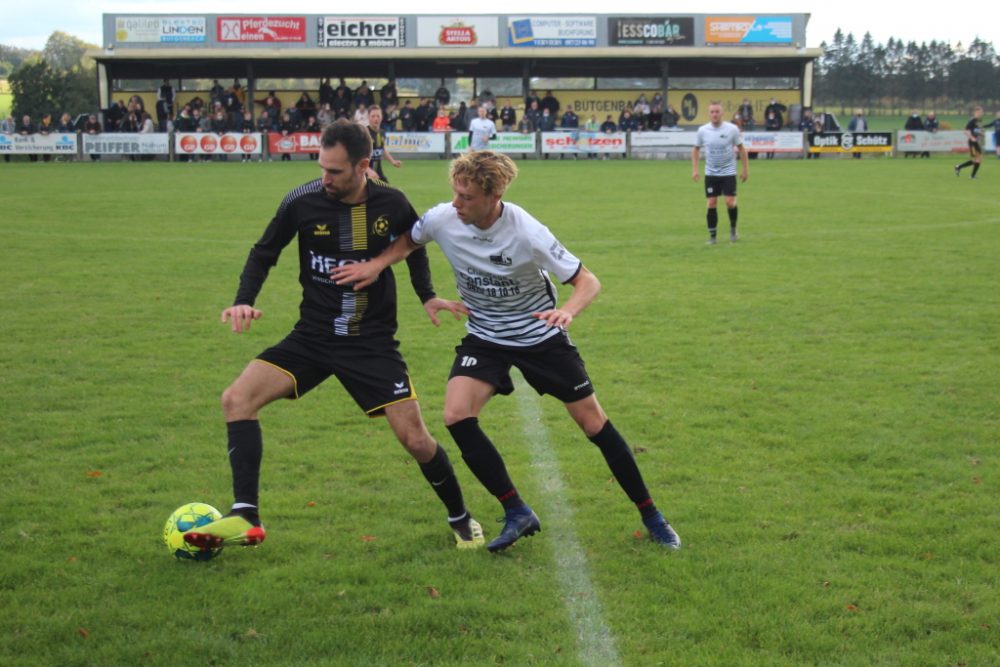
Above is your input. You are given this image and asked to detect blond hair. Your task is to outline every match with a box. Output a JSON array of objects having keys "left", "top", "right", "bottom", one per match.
[{"left": 449, "top": 150, "right": 518, "bottom": 197}]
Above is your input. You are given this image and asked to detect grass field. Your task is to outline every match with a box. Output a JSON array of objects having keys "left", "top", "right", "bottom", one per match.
[{"left": 1, "top": 156, "right": 998, "bottom": 666}]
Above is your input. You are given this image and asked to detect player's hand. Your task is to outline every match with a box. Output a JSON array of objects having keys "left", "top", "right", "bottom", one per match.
[
  {"left": 221, "top": 305, "right": 262, "bottom": 333},
  {"left": 331, "top": 261, "right": 381, "bottom": 290},
  {"left": 423, "top": 298, "right": 469, "bottom": 327},
  {"left": 741, "top": 170, "right": 748, "bottom": 183},
  {"left": 692, "top": 172, "right": 700, "bottom": 182},
  {"left": 391, "top": 159, "right": 402, "bottom": 168},
  {"left": 532, "top": 309, "right": 573, "bottom": 329}
]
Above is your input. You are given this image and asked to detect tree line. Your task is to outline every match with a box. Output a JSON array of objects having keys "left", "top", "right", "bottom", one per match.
[{"left": 815, "top": 30, "right": 999, "bottom": 113}]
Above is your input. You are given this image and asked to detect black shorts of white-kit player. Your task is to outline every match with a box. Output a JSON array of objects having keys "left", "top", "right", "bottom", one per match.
[{"left": 704, "top": 174, "right": 737, "bottom": 199}]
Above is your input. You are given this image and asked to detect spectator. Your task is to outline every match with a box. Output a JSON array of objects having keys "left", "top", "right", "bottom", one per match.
[
  {"left": 128, "top": 95, "right": 146, "bottom": 116},
  {"left": 303, "top": 114, "right": 321, "bottom": 160},
  {"left": 798, "top": 108, "right": 814, "bottom": 133},
  {"left": 238, "top": 110, "right": 256, "bottom": 163},
  {"left": 764, "top": 98, "right": 787, "bottom": 129},
  {"left": 317, "top": 102, "right": 335, "bottom": 127},
  {"left": 295, "top": 92, "right": 317, "bottom": 122},
  {"left": 432, "top": 107, "right": 452, "bottom": 132},
  {"left": 516, "top": 114, "right": 535, "bottom": 134},
  {"left": 540, "top": 90, "right": 560, "bottom": 115},
  {"left": 738, "top": 98, "right": 755, "bottom": 130},
  {"left": 647, "top": 104, "right": 663, "bottom": 131},
  {"left": 807, "top": 119, "right": 823, "bottom": 159},
  {"left": 537, "top": 108, "right": 555, "bottom": 132},
  {"left": 524, "top": 100, "right": 542, "bottom": 129},
  {"left": 158, "top": 78, "right": 175, "bottom": 118},
  {"left": 599, "top": 115, "right": 617, "bottom": 133},
  {"left": 414, "top": 99, "right": 434, "bottom": 132},
  {"left": 1, "top": 114, "right": 14, "bottom": 163},
  {"left": 155, "top": 97, "right": 171, "bottom": 132},
  {"left": 331, "top": 87, "right": 350, "bottom": 119},
  {"left": 318, "top": 78, "right": 334, "bottom": 107},
  {"left": 618, "top": 103, "right": 635, "bottom": 128},
  {"left": 37, "top": 113, "right": 55, "bottom": 162},
  {"left": 223, "top": 85, "right": 243, "bottom": 128},
  {"left": 231, "top": 80, "right": 246, "bottom": 107},
  {"left": 764, "top": 111, "right": 781, "bottom": 159},
  {"left": 922, "top": 111, "right": 939, "bottom": 159},
  {"left": 352, "top": 104, "right": 369, "bottom": 126},
  {"left": 847, "top": 109, "right": 868, "bottom": 159},
  {"left": 353, "top": 81, "right": 374, "bottom": 109},
  {"left": 18, "top": 114, "right": 37, "bottom": 162},
  {"left": 478, "top": 89, "right": 496, "bottom": 111},
  {"left": 524, "top": 89, "right": 541, "bottom": 110},
  {"left": 382, "top": 103, "right": 399, "bottom": 131},
  {"left": 499, "top": 102, "right": 516, "bottom": 132},
  {"left": 120, "top": 110, "right": 140, "bottom": 135},
  {"left": 189, "top": 96, "right": 206, "bottom": 115},
  {"left": 584, "top": 115, "right": 598, "bottom": 132},
  {"left": 84, "top": 113, "right": 102, "bottom": 161},
  {"left": 278, "top": 111, "right": 295, "bottom": 161},
  {"left": 256, "top": 110, "right": 273, "bottom": 134},
  {"left": 334, "top": 77, "right": 350, "bottom": 98},
  {"left": 399, "top": 100, "right": 415, "bottom": 131},
  {"left": 663, "top": 104, "right": 680, "bottom": 129},
  {"left": 903, "top": 111, "right": 924, "bottom": 158},
  {"left": 174, "top": 105, "right": 195, "bottom": 132},
  {"left": 435, "top": 83, "right": 451, "bottom": 107},
  {"left": 618, "top": 110, "right": 638, "bottom": 132},
  {"left": 988, "top": 111, "right": 1000, "bottom": 160},
  {"left": 450, "top": 102, "right": 468, "bottom": 132},
  {"left": 138, "top": 111, "right": 156, "bottom": 161},
  {"left": 57, "top": 112, "right": 74, "bottom": 132},
  {"left": 464, "top": 101, "right": 479, "bottom": 129},
  {"left": 560, "top": 106, "right": 579, "bottom": 129},
  {"left": 105, "top": 100, "right": 125, "bottom": 131},
  {"left": 209, "top": 79, "right": 226, "bottom": 107},
  {"left": 380, "top": 79, "right": 398, "bottom": 110}
]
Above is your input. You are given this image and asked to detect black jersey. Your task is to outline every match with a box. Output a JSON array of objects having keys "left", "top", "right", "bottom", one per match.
[
  {"left": 234, "top": 178, "right": 434, "bottom": 338},
  {"left": 965, "top": 117, "right": 984, "bottom": 144},
  {"left": 368, "top": 126, "right": 387, "bottom": 178}
]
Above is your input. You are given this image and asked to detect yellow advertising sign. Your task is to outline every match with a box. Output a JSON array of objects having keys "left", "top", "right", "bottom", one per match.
[{"left": 667, "top": 91, "right": 799, "bottom": 126}]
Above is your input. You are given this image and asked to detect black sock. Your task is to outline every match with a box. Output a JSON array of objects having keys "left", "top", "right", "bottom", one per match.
[
  {"left": 728, "top": 206, "right": 738, "bottom": 231},
  {"left": 971, "top": 163, "right": 980, "bottom": 178},
  {"left": 588, "top": 421, "right": 658, "bottom": 520},
  {"left": 419, "top": 444, "right": 468, "bottom": 519},
  {"left": 446, "top": 417, "right": 524, "bottom": 510},
  {"left": 707, "top": 208, "right": 718, "bottom": 238},
  {"left": 227, "top": 420, "right": 262, "bottom": 512},
  {"left": 957, "top": 160, "right": 973, "bottom": 171}
]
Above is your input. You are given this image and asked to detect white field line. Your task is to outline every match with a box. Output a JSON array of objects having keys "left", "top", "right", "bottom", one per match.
[{"left": 513, "top": 372, "right": 621, "bottom": 667}]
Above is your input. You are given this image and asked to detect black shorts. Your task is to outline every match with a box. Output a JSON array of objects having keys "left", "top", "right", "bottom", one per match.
[
  {"left": 449, "top": 333, "right": 595, "bottom": 404},
  {"left": 969, "top": 141, "right": 982, "bottom": 158},
  {"left": 256, "top": 326, "right": 415, "bottom": 416},
  {"left": 704, "top": 175, "right": 737, "bottom": 198}
]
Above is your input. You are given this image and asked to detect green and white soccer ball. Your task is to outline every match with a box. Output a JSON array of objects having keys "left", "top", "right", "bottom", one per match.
[{"left": 163, "top": 502, "right": 223, "bottom": 561}]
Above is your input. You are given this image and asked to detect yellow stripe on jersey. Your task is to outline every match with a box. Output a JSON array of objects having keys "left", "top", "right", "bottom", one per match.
[{"left": 351, "top": 205, "right": 367, "bottom": 250}]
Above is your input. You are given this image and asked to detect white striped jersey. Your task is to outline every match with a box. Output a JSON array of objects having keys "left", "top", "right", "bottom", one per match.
[
  {"left": 411, "top": 202, "right": 582, "bottom": 347},
  {"left": 695, "top": 121, "right": 743, "bottom": 176}
]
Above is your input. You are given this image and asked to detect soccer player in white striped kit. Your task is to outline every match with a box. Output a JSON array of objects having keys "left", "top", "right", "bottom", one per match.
[
  {"left": 692, "top": 101, "right": 749, "bottom": 244},
  {"left": 332, "top": 151, "right": 680, "bottom": 552}
]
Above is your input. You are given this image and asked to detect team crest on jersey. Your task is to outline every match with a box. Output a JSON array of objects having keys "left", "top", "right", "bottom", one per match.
[
  {"left": 372, "top": 216, "right": 390, "bottom": 237},
  {"left": 314, "top": 224, "right": 331, "bottom": 236}
]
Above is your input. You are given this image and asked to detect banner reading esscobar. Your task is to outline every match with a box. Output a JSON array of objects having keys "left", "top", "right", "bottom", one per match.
[
  {"left": 175, "top": 133, "right": 263, "bottom": 155},
  {"left": 0, "top": 133, "right": 78, "bottom": 154},
  {"left": 84, "top": 133, "right": 171, "bottom": 154}
]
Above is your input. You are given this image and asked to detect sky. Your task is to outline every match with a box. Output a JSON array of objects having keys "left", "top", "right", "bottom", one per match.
[{"left": 2, "top": 0, "right": 998, "bottom": 52}]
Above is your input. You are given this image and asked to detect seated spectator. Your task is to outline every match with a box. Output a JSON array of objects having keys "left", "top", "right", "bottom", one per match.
[
  {"left": 128, "top": 94, "right": 146, "bottom": 116},
  {"left": 662, "top": 104, "right": 680, "bottom": 129},
  {"left": 211, "top": 108, "right": 229, "bottom": 134},
  {"left": 599, "top": 115, "right": 617, "bottom": 133},
  {"left": 120, "top": 111, "right": 140, "bottom": 134},
  {"left": 317, "top": 102, "right": 335, "bottom": 127},
  {"left": 537, "top": 108, "right": 555, "bottom": 131},
  {"left": 516, "top": 115, "right": 535, "bottom": 134},
  {"left": 432, "top": 108, "right": 452, "bottom": 132}
]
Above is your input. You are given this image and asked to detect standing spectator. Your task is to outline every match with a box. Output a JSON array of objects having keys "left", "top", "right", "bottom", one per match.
[
  {"left": 209, "top": 79, "right": 226, "bottom": 107},
  {"left": 334, "top": 78, "right": 350, "bottom": 98},
  {"left": 138, "top": 112, "right": 156, "bottom": 161},
  {"left": 499, "top": 102, "right": 516, "bottom": 132},
  {"left": 540, "top": 90, "right": 560, "bottom": 116},
  {"left": 903, "top": 111, "right": 924, "bottom": 158},
  {"left": 798, "top": 109, "right": 815, "bottom": 133},
  {"left": 318, "top": 78, "right": 334, "bottom": 107},
  {"left": 158, "top": 78, "right": 175, "bottom": 118},
  {"left": 764, "top": 98, "right": 787, "bottom": 129},
  {"left": 1, "top": 115, "right": 13, "bottom": 163},
  {"left": 468, "top": 105, "right": 497, "bottom": 151},
  {"left": 332, "top": 88, "right": 350, "bottom": 120},
  {"left": 238, "top": 110, "right": 256, "bottom": 162},
  {"left": 57, "top": 112, "right": 75, "bottom": 132},
  {"left": 278, "top": 112, "right": 295, "bottom": 161},
  {"left": 295, "top": 92, "right": 317, "bottom": 124},
  {"left": 382, "top": 103, "right": 399, "bottom": 131},
  {"left": 738, "top": 98, "right": 755, "bottom": 130},
  {"left": 847, "top": 109, "right": 868, "bottom": 159},
  {"left": 256, "top": 110, "right": 274, "bottom": 134},
  {"left": 537, "top": 108, "right": 555, "bottom": 132},
  {"left": 399, "top": 100, "right": 415, "bottom": 131},
  {"left": 524, "top": 89, "right": 541, "bottom": 110},
  {"left": 18, "top": 114, "right": 38, "bottom": 162},
  {"left": 764, "top": 111, "right": 781, "bottom": 159},
  {"left": 155, "top": 97, "right": 171, "bottom": 132},
  {"left": 435, "top": 83, "right": 451, "bottom": 108},
  {"left": 414, "top": 99, "right": 434, "bottom": 132},
  {"left": 354, "top": 81, "right": 375, "bottom": 109},
  {"left": 464, "top": 101, "right": 479, "bottom": 129},
  {"left": 223, "top": 85, "right": 243, "bottom": 128},
  {"left": 37, "top": 113, "right": 56, "bottom": 162},
  {"left": 524, "top": 100, "right": 543, "bottom": 130},
  {"left": 380, "top": 79, "right": 398, "bottom": 111},
  {"left": 647, "top": 104, "right": 664, "bottom": 131},
  {"left": 84, "top": 113, "right": 102, "bottom": 161},
  {"left": 560, "top": 106, "right": 579, "bottom": 129},
  {"left": 584, "top": 115, "right": 598, "bottom": 132},
  {"left": 303, "top": 114, "right": 321, "bottom": 160}
]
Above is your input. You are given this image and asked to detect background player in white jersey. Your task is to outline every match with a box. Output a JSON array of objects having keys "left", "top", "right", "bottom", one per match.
[
  {"left": 331, "top": 151, "right": 681, "bottom": 552},
  {"left": 468, "top": 105, "right": 497, "bottom": 151},
  {"left": 692, "top": 101, "right": 749, "bottom": 244}
]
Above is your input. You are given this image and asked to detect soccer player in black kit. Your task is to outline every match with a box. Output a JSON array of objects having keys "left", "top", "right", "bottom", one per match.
[
  {"left": 955, "top": 106, "right": 985, "bottom": 179},
  {"left": 184, "top": 120, "right": 484, "bottom": 552}
]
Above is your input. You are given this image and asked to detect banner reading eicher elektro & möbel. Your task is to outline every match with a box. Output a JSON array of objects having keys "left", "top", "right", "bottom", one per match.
[{"left": 317, "top": 17, "right": 405, "bottom": 47}]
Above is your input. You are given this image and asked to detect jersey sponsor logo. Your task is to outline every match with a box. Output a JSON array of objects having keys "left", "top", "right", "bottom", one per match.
[
  {"left": 489, "top": 253, "right": 513, "bottom": 266},
  {"left": 372, "top": 216, "right": 390, "bottom": 237},
  {"left": 459, "top": 356, "right": 478, "bottom": 368},
  {"left": 471, "top": 235, "right": 494, "bottom": 244},
  {"left": 309, "top": 251, "right": 368, "bottom": 273},
  {"left": 313, "top": 224, "right": 331, "bottom": 236}
]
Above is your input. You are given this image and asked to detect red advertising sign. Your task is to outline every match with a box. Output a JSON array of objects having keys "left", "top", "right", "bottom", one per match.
[
  {"left": 174, "top": 133, "right": 263, "bottom": 155},
  {"left": 268, "top": 133, "right": 321, "bottom": 154},
  {"left": 217, "top": 17, "right": 307, "bottom": 43}
]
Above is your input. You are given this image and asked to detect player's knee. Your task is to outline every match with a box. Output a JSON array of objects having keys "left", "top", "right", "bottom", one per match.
[
  {"left": 443, "top": 407, "right": 472, "bottom": 428},
  {"left": 221, "top": 384, "right": 251, "bottom": 419}
]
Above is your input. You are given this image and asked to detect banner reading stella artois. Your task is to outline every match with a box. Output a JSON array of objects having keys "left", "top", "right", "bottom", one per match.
[{"left": 175, "top": 132, "right": 263, "bottom": 155}]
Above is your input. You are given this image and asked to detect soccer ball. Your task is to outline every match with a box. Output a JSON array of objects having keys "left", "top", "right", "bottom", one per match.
[{"left": 163, "top": 502, "right": 223, "bottom": 561}]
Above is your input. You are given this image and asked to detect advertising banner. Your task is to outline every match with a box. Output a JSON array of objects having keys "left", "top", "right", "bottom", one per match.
[
  {"left": 507, "top": 17, "right": 597, "bottom": 47},
  {"left": 176, "top": 132, "right": 263, "bottom": 155},
  {"left": 896, "top": 130, "right": 972, "bottom": 154},
  {"left": 667, "top": 90, "right": 798, "bottom": 125},
  {"left": 808, "top": 132, "right": 893, "bottom": 154},
  {"left": 630, "top": 131, "right": 697, "bottom": 149},
  {"left": 217, "top": 17, "right": 307, "bottom": 43},
  {"left": 0, "top": 133, "right": 78, "bottom": 154},
  {"left": 742, "top": 132, "right": 805, "bottom": 153},
  {"left": 267, "top": 132, "right": 321, "bottom": 154},
  {"left": 115, "top": 17, "right": 206, "bottom": 43},
  {"left": 705, "top": 16, "right": 793, "bottom": 44},
  {"left": 317, "top": 17, "right": 405, "bottom": 48},
  {"left": 608, "top": 17, "right": 694, "bottom": 46},
  {"left": 541, "top": 131, "right": 626, "bottom": 154},
  {"left": 451, "top": 132, "right": 536, "bottom": 154},
  {"left": 385, "top": 132, "right": 447, "bottom": 154},
  {"left": 83, "top": 133, "right": 171, "bottom": 155},
  {"left": 416, "top": 17, "right": 499, "bottom": 47}
]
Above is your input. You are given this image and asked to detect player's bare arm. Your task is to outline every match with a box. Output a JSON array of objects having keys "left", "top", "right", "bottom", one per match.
[
  {"left": 691, "top": 146, "right": 701, "bottom": 181},
  {"left": 423, "top": 298, "right": 470, "bottom": 327},
  {"left": 221, "top": 304, "right": 262, "bottom": 333},
  {"left": 532, "top": 266, "right": 601, "bottom": 329},
  {"left": 738, "top": 145, "right": 750, "bottom": 183},
  {"left": 330, "top": 233, "right": 419, "bottom": 289}
]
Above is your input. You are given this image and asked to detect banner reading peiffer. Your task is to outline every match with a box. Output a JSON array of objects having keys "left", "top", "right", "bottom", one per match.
[
  {"left": 705, "top": 16, "right": 793, "bottom": 44},
  {"left": 217, "top": 17, "right": 307, "bottom": 43}
]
